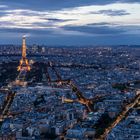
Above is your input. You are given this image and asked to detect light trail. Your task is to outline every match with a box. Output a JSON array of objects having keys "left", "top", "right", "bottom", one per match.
[{"left": 96, "top": 92, "right": 140, "bottom": 140}]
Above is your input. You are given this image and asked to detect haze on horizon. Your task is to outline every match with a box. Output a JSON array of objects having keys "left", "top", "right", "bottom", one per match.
[{"left": 0, "top": 0, "right": 140, "bottom": 45}]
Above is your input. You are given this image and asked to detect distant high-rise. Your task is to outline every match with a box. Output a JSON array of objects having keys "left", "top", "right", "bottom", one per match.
[{"left": 17, "top": 37, "right": 31, "bottom": 71}]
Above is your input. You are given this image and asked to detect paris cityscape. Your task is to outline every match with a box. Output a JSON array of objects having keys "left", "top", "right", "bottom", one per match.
[{"left": 0, "top": 0, "right": 140, "bottom": 140}]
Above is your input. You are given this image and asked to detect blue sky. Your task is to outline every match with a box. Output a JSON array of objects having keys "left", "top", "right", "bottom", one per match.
[{"left": 0, "top": 0, "right": 140, "bottom": 45}]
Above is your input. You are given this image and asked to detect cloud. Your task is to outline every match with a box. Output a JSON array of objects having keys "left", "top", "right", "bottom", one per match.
[
  {"left": 92, "top": 9, "right": 130, "bottom": 16},
  {"left": 63, "top": 22, "right": 140, "bottom": 36},
  {"left": 0, "top": 5, "right": 8, "bottom": 8},
  {"left": 0, "top": 1, "right": 139, "bottom": 45},
  {"left": 44, "top": 18, "right": 75, "bottom": 22},
  {"left": 0, "top": 0, "right": 140, "bottom": 11},
  {"left": 0, "top": 2, "right": 139, "bottom": 30},
  {"left": 63, "top": 24, "right": 125, "bottom": 35},
  {"left": 1, "top": 22, "right": 139, "bottom": 38},
  {"left": 0, "top": 27, "right": 55, "bottom": 35}
]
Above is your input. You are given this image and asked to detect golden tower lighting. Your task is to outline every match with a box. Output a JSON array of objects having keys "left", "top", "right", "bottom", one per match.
[{"left": 17, "top": 37, "right": 31, "bottom": 71}]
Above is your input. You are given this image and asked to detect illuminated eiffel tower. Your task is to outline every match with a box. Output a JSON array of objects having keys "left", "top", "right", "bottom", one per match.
[
  {"left": 13, "top": 37, "right": 31, "bottom": 86},
  {"left": 17, "top": 37, "right": 31, "bottom": 71}
]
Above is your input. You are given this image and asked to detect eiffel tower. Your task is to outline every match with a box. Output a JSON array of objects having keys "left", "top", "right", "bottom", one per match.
[
  {"left": 14, "top": 37, "right": 31, "bottom": 86},
  {"left": 17, "top": 37, "right": 31, "bottom": 71}
]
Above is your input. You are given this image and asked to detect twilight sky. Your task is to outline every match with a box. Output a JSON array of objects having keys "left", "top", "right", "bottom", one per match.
[{"left": 0, "top": 0, "right": 140, "bottom": 45}]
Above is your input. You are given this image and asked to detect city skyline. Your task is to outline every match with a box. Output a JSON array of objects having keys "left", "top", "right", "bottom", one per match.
[{"left": 0, "top": 0, "right": 140, "bottom": 45}]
